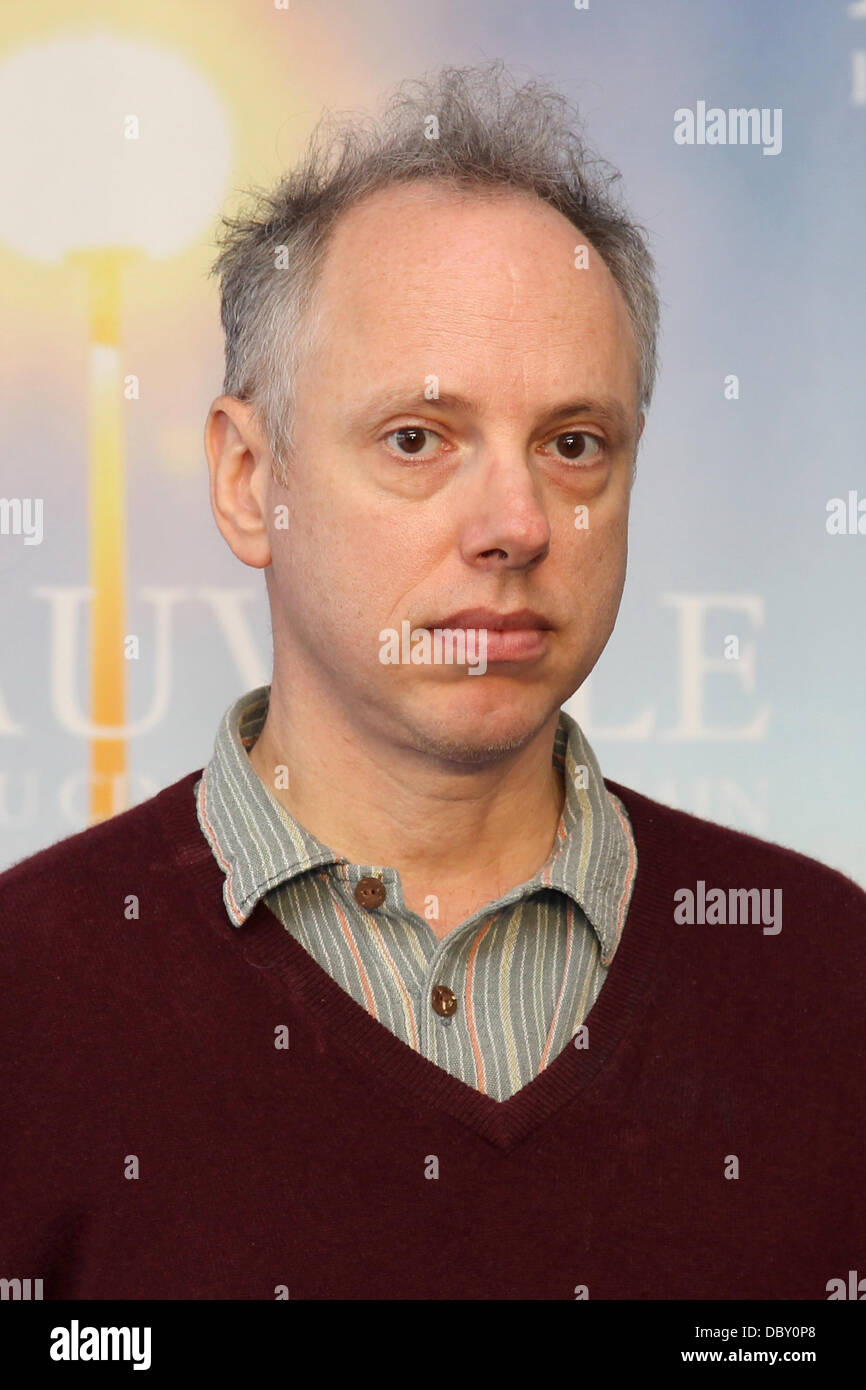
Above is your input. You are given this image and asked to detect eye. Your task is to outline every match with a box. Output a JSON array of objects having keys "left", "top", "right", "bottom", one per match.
[
  {"left": 383, "top": 426, "right": 444, "bottom": 460},
  {"left": 541, "top": 431, "right": 604, "bottom": 466}
]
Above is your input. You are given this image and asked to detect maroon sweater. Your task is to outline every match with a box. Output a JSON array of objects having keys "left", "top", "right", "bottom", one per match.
[{"left": 1, "top": 769, "right": 864, "bottom": 1301}]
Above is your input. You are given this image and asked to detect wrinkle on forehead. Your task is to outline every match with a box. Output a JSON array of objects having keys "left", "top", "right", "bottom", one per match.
[{"left": 506, "top": 257, "right": 519, "bottom": 318}]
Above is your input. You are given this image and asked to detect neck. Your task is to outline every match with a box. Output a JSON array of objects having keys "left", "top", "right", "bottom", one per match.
[{"left": 247, "top": 672, "right": 565, "bottom": 938}]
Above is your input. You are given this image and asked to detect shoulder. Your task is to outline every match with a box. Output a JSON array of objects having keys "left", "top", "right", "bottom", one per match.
[
  {"left": 606, "top": 777, "right": 866, "bottom": 914},
  {"left": 606, "top": 780, "right": 866, "bottom": 1045},
  {"left": 0, "top": 769, "right": 203, "bottom": 927}
]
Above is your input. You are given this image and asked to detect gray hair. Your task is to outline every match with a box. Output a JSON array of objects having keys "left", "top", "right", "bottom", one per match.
[{"left": 210, "top": 60, "right": 660, "bottom": 485}]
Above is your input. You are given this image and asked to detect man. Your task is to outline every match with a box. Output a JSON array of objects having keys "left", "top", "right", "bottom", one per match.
[{"left": 1, "top": 63, "right": 864, "bottom": 1301}]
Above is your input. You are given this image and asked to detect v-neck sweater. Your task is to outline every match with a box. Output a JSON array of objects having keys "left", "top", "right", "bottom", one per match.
[
  {"left": 195, "top": 686, "right": 638, "bottom": 1102},
  {"left": 1, "top": 768, "right": 864, "bottom": 1300}
]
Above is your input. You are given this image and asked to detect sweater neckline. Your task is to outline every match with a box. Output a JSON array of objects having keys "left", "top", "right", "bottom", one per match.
[{"left": 159, "top": 769, "right": 668, "bottom": 1153}]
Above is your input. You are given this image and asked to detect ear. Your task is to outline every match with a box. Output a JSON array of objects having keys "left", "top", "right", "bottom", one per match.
[
  {"left": 204, "top": 396, "right": 273, "bottom": 569},
  {"left": 631, "top": 411, "right": 645, "bottom": 486}
]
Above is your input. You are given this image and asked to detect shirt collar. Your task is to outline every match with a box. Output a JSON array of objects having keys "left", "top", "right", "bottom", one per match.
[{"left": 196, "top": 685, "right": 636, "bottom": 965}]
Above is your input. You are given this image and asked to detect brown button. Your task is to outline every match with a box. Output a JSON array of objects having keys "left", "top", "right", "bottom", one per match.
[
  {"left": 431, "top": 984, "right": 458, "bottom": 1018},
  {"left": 354, "top": 875, "right": 386, "bottom": 909}
]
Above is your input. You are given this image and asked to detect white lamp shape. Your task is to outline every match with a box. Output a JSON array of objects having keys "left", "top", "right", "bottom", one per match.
[{"left": 0, "top": 32, "right": 231, "bottom": 819}]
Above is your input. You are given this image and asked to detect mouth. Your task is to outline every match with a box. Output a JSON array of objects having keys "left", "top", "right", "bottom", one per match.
[
  {"left": 420, "top": 608, "right": 554, "bottom": 664},
  {"left": 423, "top": 607, "right": 554, "bottom": 633}
]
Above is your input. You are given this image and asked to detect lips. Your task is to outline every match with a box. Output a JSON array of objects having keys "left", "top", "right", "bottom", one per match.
[
  {"left": 419, "top": 608, "right": 554, "bottom": 664},
  {"left": 423, "top": 607, "right": 553, "bottom": 632}
]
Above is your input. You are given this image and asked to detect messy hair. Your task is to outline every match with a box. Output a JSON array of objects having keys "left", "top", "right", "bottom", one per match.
[{"left": 210, "top": 60, "right": 660, "bottom": 484}]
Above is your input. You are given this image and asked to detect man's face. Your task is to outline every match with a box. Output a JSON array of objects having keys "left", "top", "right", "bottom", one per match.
[{"left": 264, "top": 180, "right": 642, "bottom": 763}]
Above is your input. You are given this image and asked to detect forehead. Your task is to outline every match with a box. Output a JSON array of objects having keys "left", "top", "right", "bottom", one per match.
[{"left": 305, "top": 180, "right": 639, "bottom": 407}]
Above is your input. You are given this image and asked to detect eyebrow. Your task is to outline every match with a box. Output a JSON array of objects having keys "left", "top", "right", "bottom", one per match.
[{"left": 344, "top": 388, "right": 634, "bottom": 438}]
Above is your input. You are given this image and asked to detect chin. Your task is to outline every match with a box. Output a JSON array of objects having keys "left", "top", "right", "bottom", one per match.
[{"left": 396, "top": 679, "right": 559, "bottom": 765}]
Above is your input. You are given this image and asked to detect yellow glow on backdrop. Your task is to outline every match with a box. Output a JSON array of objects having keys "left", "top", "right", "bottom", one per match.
[
  {"left": 0, "top": 0, "right": 357, "bottom": 821},
  {"left": 0, "top": 0, "right": 336, "bottom": 428}
]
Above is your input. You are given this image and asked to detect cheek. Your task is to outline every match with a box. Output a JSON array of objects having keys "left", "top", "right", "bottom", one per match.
[
  {"left": 566, "top": 496, "right": 628, "bottom": 585},
  {"left": 289, "top": 460, "right": 424, "bottom": 579}
]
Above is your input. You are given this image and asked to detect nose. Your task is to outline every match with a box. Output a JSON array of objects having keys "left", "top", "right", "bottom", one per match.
[{"left": 459, "top": 456, "right": 551, "bottom": 572}]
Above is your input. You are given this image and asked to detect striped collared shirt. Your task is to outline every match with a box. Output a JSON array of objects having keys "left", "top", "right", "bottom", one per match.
[{"left": 195, "top": 686, "right": 637, "bottom": 1102}]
